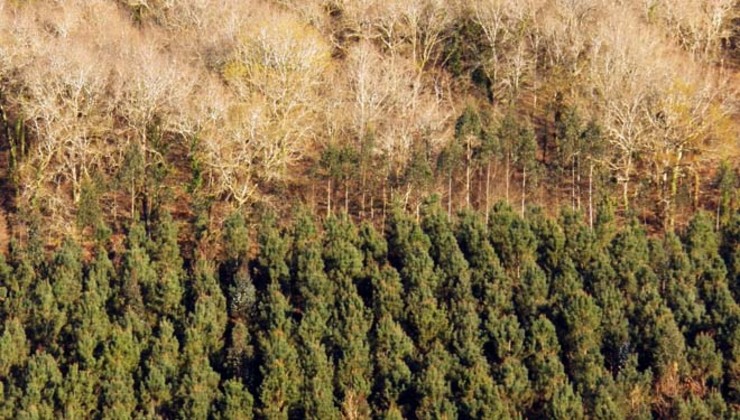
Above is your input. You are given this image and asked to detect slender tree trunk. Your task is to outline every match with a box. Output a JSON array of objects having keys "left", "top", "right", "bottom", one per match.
[
  {"left": 370, "top": 194, "right": 374, "bottom": 221},
  {"left": 448, "top": 174, "right": 453, "bottom": 219},
  {"left": 486, "top": 161, "right": 491, "bottom": 220},
  {"left": 521, "top": 167, "right": 527, "bottom": 218},
  {"left": 477, "top": 168, "right": 483, "bottom": 210},
  {"left": 382, "top": 180, "right": 387, "bottom": 226},
  {"left": 571, "top": 155, "right": 576, "bottom": 210},
  {"left": 693, "top": 169, "right": 700, "bottom": 211},
  {"left": 345, "top": 182, "right": 349, "bottom": 215},
  {"left": 131, "top": 181, "right": 136, "bottom": 220},
  {"left": 623, "top": 155, "right": 632, "bottom": 212},
  {"left": 589, "top": 163, "right": 594, "bottom": 230},
  {"left": 327, "top": 179, "right": 332, "bottom": 218},
  {"left": 506, "top": 153, "right": 510, "bottom": 203},
  {"left": 667, "top": 156, "right": 683, "bottom": 232},
  {"left": 466, "top": 140, "right": 471, "bottom": 208},
  {"left": 716, "top": 196, "right": 721, "bottom": 230},
  {"left": 577, "top": 155, "right": 582, "bottom": 210}
]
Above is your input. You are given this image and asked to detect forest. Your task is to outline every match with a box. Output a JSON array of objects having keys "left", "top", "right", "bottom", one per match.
[
  {"left": 0, "top": 0, "right": 739, "bottom": 418},
  {"left": 0, "top": 200, "right": 739, "bottom": 418}
]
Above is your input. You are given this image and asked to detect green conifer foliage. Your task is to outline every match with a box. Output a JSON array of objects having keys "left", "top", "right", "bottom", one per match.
[
  {"left": 562, "top": 292, "right": 607, "bottom": 406},
  {"left": 526, "top": 316, "right": 567, "bottom": 411},
  {"left": 323, "top": 216, "right": 372, "bottom": 418},
  {"left": 100, "top": 325, "right": 140, "bottom": 419},
  {"left": 720, "top": 213, "right": 740, "bottom": 301},
  {"left": 257, "top": 282, "right": 300, "bottom": 419},
  {"left": 386, "top": 207, "right": 448, "bottom": 353},
  {"left": 141, "top": 319, "right": 180, "bottom": 418},
  {"left": 218, "top": 379, "right": 254, "bottom": 420},
  {"left": 413, "top": 342, "right": 457, "bottom": 419},
  {"left": 549, "top": 381, "right": 585, "bottom": 420},
  {"left": 687, "top": 333, "right": 723, "bottom": 392},
  {"left": 59, "top": 363, "right": 98, "bottom": 419},
  {"left": 370, "top": 313, "right": 413, "bottom": 416},
  {"left": 17, "top": 353, "right": 63, "bottom": 419},
  {"left": 660, "top": 233, "right": 707, "bottom": 334},
  {"left": 117, "top": 222, "right": 154, "bottom": 318},
  {"left": 178, "top": 324, "right": 221, "bottom": 419},
  {"left": 289, "top": 212, "right": 337, "bottom": 418},
  {"left": 488, "top": 201, "right": 537, "bottom": 278},
  {"left": 148, "top": 211, "right": 185, "bottom": 322}
]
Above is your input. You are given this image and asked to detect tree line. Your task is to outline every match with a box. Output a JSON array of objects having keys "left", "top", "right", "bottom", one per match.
[{"left": 1, "top": 199, "right": 739, "bottom": 418}]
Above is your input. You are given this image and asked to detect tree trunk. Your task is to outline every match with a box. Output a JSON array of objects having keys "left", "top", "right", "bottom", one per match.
[
  {"left": 131, "top": 181, "right": 136, "bottom": 220},
  {"left": 571, "top": 155, "right": 576, "bottom": 210},
  {"left": 577, "top": 154, "right": 582, "bottom": 210},
  {"left": 382, "top": 180, "right": 387, "bottom": 226},
  {"left": 588, "top": 163, "right": 594, "bottom": 230},
  {"left": 448, "top": 174, "right": 453, "bottom": 219},
  {"left": 693, "top": 169, "right": 700, "bottom": 211},
  {"left": 345, "top": 182, "right": 349, "bottom": 215},
  {"left": 327, "top": 179, "right": 332, "bottom": 218},
  {"left": 622, "top": 155, "right": 632, "bottom": 212},
  {"left": 486, "top": 161, "right": 491, "bottom": 220},
  {"left": 521, "top": 166, "right": 527, "bottom": 218},
  {"left": 466, "top": 139, "right": 471, "bottom": 208},
  {"left": 370, "top": 194, "right": 374, "bottom": 221},
  {"left": 506, "top": 153, "right": 510, "bottom": 203}
]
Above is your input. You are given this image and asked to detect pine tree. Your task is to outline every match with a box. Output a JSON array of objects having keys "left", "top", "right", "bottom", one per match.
[
  {"left": 218, "top": 379, "right": 254, "bottom": 420},
  {"left": 549, "top": 381, "right": 585, "bottom": 420},
  {"left": 178, "top": 323, "right": 222, "bottom": 420},
  {"left": 290, "top": 212, "right": 337, "bottom": 418},
  {"left": 148, "top": 210, "right": 185, "bottom": 322},
  {"left": 0, "top": 318, "right": 29, "bottom": 378},
  {"left": 100, "top": 324, "right": 140, "bottom": 419},
  {"left": 141, "top": 319, "right": 180, "bottom": 418},
  {"left": 59, "top": 364, "right": 98, "bottom": 419},
  {"left": 456, "top": 209, "right": 512, "bottom": 318},
  {"left": 116, "top": 222, "right": 155, "bottom": 319},
  {"left": 687, "top": 333, "right": 723, "bottom": 393},
  {"left": 525, "top": 316, "right": 568, "bottom": 414},
  {"left": 386, "top": 207, "right": 448, "bottom": 353},
  {"left": 257, "top": 281, "right": 300, "bottom": 419},
  {"left": 413, "top": 342, "right": 457, "bottom": 419},
  {"left": 17, "top": 353, "right": 63, "bottom": 419},
  {"left": 488, "top": 201, "right": 537, "bottom": 278},
  {"left": 370, "top": 314, "right": 413, "bottom": 416},
  {"left": 659, "top": 232, "right": 707, "bottom": 335},
  {"left": 323, "top": 216, "right": 372, "bottom": 418},
  {"left": 515, "top": 262, "right": 549, "bottom": 325},
  {"left": 562, "top": 291, "right": 607, "bottom": 407}
]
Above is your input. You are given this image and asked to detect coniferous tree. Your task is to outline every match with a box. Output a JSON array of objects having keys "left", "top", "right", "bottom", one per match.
[
  {"left": 421, "top": 199, "right": 500, "bottom": 418},
  {"left": 59, "top": 363, "right": 98, "bottom": 419},
  {"left": 140, "top": 319, "right": 180, "bottom": 418},
  {"left": 562, "top": 291, "right": 607, "bottom": 409},
  {"left": 17, "top": 353, "right": 63, "bottom": 419},
  {"left": 148, "top": 210, "right": 185, "bottom": 322},
  {"left": 256, "top": 281, "right": 300, "bottom": 419},
  {"left": 218, "top": 379, "right": 254, "bottom": 420},
  {"left": 456, "top": 210, "right": 512, "bottom": 318},
  {"left": 413, "top": 341, "right": 457, "bottom": 419},
  {"left": 386, "top": 206, "right": 448, "bottom": 353},
  {"left": 659, "top": 232, "right": 706, "bottom": 335},
  {"left": 100, "top": 324, "right": 140, "bottom": 419},
  {"left": 116, "top": 222, "right": 154, "bottom": 319},
  {"left": 290, "top": 211, "right": 337, "bottom": 419},
  {"left": 488, "top": 201, "right": 537, "bottom": 279},
  {"left": 323, "top": 216, "right": 372, "bottom": 418},
  {"left": 178, "top": 322, "right": 222, "bottom": 419},
  {"left": 221, "top": 211, "right": 257, "bottom": 384}
]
